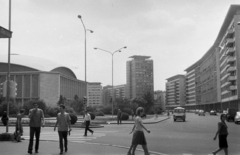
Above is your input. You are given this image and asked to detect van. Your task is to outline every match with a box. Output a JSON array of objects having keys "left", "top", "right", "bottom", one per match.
[
  {"left": 173, "top": 107, "right": 186, "bottom": 122},
  {"left": 226, "top": 108, "right": 238, "bottom": 122}
]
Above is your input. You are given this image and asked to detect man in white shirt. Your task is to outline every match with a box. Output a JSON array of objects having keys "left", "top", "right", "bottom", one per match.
[{"left": 83, "top": 110, "right": 93, "bottom": 136}]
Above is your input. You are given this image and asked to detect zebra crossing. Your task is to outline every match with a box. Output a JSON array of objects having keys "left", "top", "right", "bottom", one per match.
[{"left": 22, "top": 130, "right": 119, "bottom": 143}]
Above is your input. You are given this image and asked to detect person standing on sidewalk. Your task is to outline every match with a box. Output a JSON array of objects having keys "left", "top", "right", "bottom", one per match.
[
  {"left": 1, "top": 111, "right": 8, "bottom": 126},
  {"left": 117, "top": 109, "right": 122, "bottom": 125},
  {"left": 14, "top": 109, "right": 25, "bottom": 142},
  {"left": 212, "top": 114, "right": 229, "bottom": 155},
  {"left": 28, "top": 102, "right": 45, "bottom": 154},
  {"left": 54, "top": 105, "right": 71, "bottom": 154},
  {"left": 83, "top": 110, "right": 93, "bottom": 136},
  {"left": 127, "top": 107, "right": 150, "bottom": 155}
]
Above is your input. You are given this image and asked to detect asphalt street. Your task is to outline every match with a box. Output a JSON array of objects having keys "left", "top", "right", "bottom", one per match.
[{"left": 0, "top": 113, "right": 239, "bottom": 155}]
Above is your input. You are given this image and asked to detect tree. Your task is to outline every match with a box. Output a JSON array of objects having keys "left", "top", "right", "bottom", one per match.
[
  {"left": 57, "top": 95, "right": 65, "bottom": 106},
  {"left": 143, "top": 92, "right": 154, "bottom": 113}
]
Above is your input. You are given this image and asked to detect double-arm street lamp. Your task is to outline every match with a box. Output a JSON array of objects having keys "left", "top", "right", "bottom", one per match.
[
  {"left": 77, "top": 15, "right": 93, "bottom": 106},
  {"left": 94, "top": 46, "right": 127, "bottom": 117}
]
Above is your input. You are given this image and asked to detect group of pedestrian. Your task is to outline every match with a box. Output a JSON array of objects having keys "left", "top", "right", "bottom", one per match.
[{"left": 1, "top": 101, "right": 230, "bottom": 155}]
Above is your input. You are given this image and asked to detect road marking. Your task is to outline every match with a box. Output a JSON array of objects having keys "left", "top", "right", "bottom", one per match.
[{"left": 22, "top": 130, "right": 119, "bottom": 143}]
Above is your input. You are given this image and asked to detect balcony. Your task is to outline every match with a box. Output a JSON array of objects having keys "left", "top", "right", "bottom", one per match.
[
  {"left": 227, "top": 56, "right": 236, "bottom": 64},
  {"left": 225, "top": 47, "right": 235, "bottom": 55},
  {"left": 227, "top": 66, "right": 236, "bottom": 73},
  {"left": 225, "top": 38, "right": 235, "bottom": 47},
  {"left": 226, "top": 28, "right": 234, "bottom": 38},
  {"left": 228, "top": 75, "right": 236, "bottom": 81},
  {"left": 229, "top": 85, "right": 237, "bottom": 91}
]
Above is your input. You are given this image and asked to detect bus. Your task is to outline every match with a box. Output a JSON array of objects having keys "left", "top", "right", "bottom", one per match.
[{"left": 173, "top": 107, "right": 186, "bottom": 122}]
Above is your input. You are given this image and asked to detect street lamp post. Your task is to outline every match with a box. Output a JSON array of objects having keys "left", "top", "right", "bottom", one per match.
[
  {"left": 77, "top": 15, "right": 93, "bottom": 107},
  {"left": 94, "top": 46, "right": 127, "bottom": 117}
]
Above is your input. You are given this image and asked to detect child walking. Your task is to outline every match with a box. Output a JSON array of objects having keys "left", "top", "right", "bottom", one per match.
[
  {"left": 127, "top": 107, "right": 151, "bottom": 155},
  {"left": 15, "top": 109, "right": 25, "bottom": 142}
]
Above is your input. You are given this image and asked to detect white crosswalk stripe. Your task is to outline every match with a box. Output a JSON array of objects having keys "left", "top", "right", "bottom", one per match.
[{"left": 22, "top": 130, "right": 118, "bottom": 143}]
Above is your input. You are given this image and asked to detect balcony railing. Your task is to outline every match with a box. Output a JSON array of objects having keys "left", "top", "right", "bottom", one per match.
[
  {"left": 229, "top": 85, "right": 237, "bottom": 91},
  {"left": 227, "top": 56, "right": 236, "bottom": 64},
  {"left": 227, "top": 66, "right": 236, "bottom": 73},
  {"left": 226, "top": 47, "right": 235, "bottom": 55},
  {"left": 228, "top": 75, "right": 236, "bottom": 81},
  {"left": 225, "top": 38, "right": 235, "bottom": 47}
]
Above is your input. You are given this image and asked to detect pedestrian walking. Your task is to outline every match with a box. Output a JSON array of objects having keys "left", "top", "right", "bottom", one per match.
[
  {"left": 14, "top": 109, "right": 25, "bottom": 142},
  {"left": 27, "top": 102, "right": 45, "bottom": 154},
  {"left": 131, "top": 109, "right": 134, "bottom": 120},
  {"left": 117, "top": 109, "right": 122, "bottom": 125},
  {"left": 212, "top": 114, "right": 228, "bottom": 155},
  {"left": 83, "top": 110, "right": 93, "bottom": 136},
  {"left": 127, "top": 107, "right": 150, "bottom": 155},
  {"left": 54, "top": 105, "right": 71, "bottom": 154},
  {"left": 1, "top": 111, "right": 8, "bottom": 126}
]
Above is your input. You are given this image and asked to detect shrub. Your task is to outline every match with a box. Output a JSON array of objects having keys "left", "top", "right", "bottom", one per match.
[
  {"left": 121, "top": 112, "right": 129, "bottom": 120},
  {"left": 122, "top": 108, "right": 132, "bottom": 115},
  {"left": 89, "top": 112, "right": 95, "bottom": 120},
  {"left": 101, "top": 105, "right": 112, "bottom": 115},
  {"left": 69, "top": 113, "right": 78, "bottom": 125},
  {"left": 46, "top": 106, "right": 59, "bottom": 117},
  {"left": 0, "top": 101, "right": 18, "bottom": 115},
  {"left": 23, "top": 100, "right": 47, "bottom": 115},
  {"left": 95, "top": 111, "right": 105, "bottom": 116},
  {"left": 44, "top": 114, "right": 51, "bottom": 118}
]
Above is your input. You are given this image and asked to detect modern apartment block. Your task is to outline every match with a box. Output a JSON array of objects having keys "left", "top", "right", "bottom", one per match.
[
  {"left": 165, "top": 5, "right": 240, "bottom": 111},
  {"left": 87, "top": 82, "right": 102, "bottom": 106},
  {"left": 126, "top": 55, "right": 154, "bottom": 99},
  {"left": 165, "top": 75, "right": 186, "bottom": 108},
  {"left": 102, "top": 84, "right": 126, "bottom": 105}
]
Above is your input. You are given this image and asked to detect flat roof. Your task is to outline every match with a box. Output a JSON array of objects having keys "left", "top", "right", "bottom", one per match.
[{"left": 129, "top": 55, "right": 151, "bottom": 59}]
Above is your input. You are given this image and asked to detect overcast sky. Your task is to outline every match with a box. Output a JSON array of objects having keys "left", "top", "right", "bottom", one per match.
[{"left": 0, "top": 0, "right": 239, "bottom": 90}]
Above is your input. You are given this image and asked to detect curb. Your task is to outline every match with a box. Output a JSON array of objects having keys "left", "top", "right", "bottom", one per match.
[{"left": 107, "top": 116, "right": 170, "bottom": 125}]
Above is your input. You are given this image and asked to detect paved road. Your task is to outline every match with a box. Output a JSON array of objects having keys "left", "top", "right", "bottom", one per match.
[
  {"left": 88, "top": 113, "right": 240, "bottom": 155},
  {"left": 1, "top": 113, "right": 239, "bottom": 155}
]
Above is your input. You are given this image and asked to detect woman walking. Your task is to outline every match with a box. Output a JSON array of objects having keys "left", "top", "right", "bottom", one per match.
[
  {"left": 212, "top": 114, "right": 228, "bottom": 155},
  {"left": 127, "top": 107, "right": 150, "bottom": 155}
]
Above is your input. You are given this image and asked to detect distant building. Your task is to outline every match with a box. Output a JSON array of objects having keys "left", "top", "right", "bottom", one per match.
[
  {"left": 165, "top": 75, "right": 186, "bottom": 109},
  {"left": 0, "top": 55, "right": 86, "bottom": 107},
  {"left": 87, "top": 82, "right": 102, "bottom": 106},
  {"left": 154, "top": 90, "right": 166, "bottom": 110},
  {"left": 126, "top": 55, "right": 154, "bottom": 99},
  {"left": 102, "top": 84, "right": 126, "bottom": 105}
]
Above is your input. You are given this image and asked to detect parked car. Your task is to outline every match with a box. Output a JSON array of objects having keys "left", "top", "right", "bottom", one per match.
[
  {"left": 226, "top": 108, "right": 238, "bottom": 122},
  {"left": 198, "top": 110, "right": 205, "bottom": 116},
  {"left": 234, "top": 112, "right": 240, "bottom": 124},
  {"left": 195, "top": 109, "right": 199, "bottom": 114},
  {"left": 210, "top": 110, "right": 217, "bottom": 115}
]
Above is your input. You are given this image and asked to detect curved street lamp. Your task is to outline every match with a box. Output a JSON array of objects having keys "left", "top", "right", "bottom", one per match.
[
  {"left": 94, "top": 46, "right": 127, "bottom": 117},
  {"left": 77, "top": 15, "right": 93, "bottom": 106}
]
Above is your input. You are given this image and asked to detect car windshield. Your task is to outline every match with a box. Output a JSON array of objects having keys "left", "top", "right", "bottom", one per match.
[{"left": 174, "top": 109, "right": 184, "bottom": 113}]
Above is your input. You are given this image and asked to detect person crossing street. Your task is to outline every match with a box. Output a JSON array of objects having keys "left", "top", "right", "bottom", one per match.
[{"left": 83, "top": 110, "right": 93, "bottom": 136}]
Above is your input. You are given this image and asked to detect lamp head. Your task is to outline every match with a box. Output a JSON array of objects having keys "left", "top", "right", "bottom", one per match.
[
  {"left": 124, "top": 46, "right": 127, "bottom": 48},
  {"left": 90, "top": 30, "right": 94, "bottom": 33},
  {"left": 119, "top": 50, "right": 121, "bottom": 53},
  {"left": 78, "top": 15, "right": 82, "bottom": 19},
  {"left": 94, "top": 48, "right": 97, "bottom": 50}
]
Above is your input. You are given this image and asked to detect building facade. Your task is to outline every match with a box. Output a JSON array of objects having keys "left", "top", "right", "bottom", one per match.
[
  {"left": 154, "top": 90, "right": 166, "bottom": 110},
  {"left": 126, "top": 55, "right": 154, "bottom": 99},
  {"left": 87, "top": 82, "right": 102, "bottom": 106},
  {"left": 0, "top": 55, "right": 86, "bottom": 107},
  {"left": 165, "top": 5, "right": 240, "bottom": 111},
  {"left": 102, "top": 84, "right": 126, "bottom": 105},
  {"left": 165, "top": 75, "right": 186, "bottom": 109}
]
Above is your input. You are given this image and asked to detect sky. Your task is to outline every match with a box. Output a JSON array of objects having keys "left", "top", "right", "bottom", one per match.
[{"left": 0, "top": 0, "right": 239, "bottom": 91}]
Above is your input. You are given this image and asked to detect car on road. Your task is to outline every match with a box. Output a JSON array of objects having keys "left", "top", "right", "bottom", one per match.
[
  {"left": 198, "top": 110, "right": 205, "bottom": 116},
  {"left": 234, "top": 112, "right": 240, "bottom": 124},
  {"left": 173, "top": 107, "right": 186, "bottom": 122},
  {"left": 210, "top": 110, "right": 217, "bottom": 115}
]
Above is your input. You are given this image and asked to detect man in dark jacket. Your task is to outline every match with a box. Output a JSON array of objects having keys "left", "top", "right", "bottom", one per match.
[
  {"left": 117, "top": 109, "right": 122, "bottom": 125},
  {"left": 1, "top": 111, "right": 8, "bottom": 126}
]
